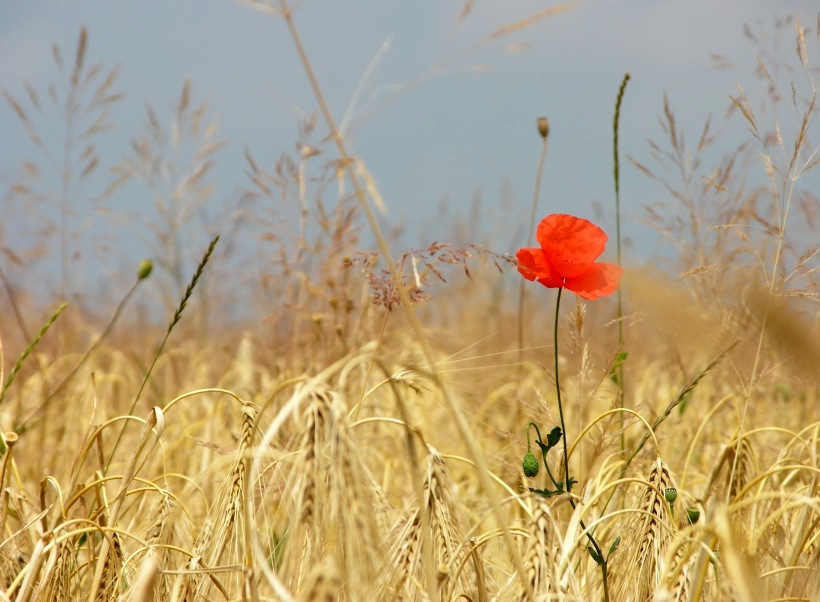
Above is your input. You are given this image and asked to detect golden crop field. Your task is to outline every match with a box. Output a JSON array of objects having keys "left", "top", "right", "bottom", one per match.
[{"left": 0, "top": 6, "right": 817, "bottom": 602}]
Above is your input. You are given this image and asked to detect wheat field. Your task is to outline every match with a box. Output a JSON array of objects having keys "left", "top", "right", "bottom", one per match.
[{"left": 0, "top": 6, "right": 818, "bottom": 602}]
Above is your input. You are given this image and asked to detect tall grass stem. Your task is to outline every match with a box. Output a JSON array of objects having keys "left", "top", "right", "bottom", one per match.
[
  {"left": 106, "top": 235, "right": 219, "bottom": 471},
  {"left": 612, "top": 73, "right": 629, "bottom": 453},
  {"left": 518, "top": 122, "right": 549, "bottom": 370}
]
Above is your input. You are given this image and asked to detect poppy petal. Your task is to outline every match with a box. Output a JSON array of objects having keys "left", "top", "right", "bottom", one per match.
[
  {"left": 516, "top": 248, "right": 551, "bottom": 280},
  {"left": 517, "top": 248, "right": 565, "bottom": 288},
  {"left": 564, "top": 262, "right": 623, "bottom": 300},
  {"left": 536, "top": 214, "right": 608, "bottom": 278}
]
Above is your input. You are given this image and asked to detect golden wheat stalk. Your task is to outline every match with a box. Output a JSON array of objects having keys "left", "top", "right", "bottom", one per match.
[
  {"left": 520, "top": 497, "right": 561, "bottom": 601},
  {"left": 189, "top": 401, "right": 257, "bottom": 599},
  {"left": 614, "top": 456, "right": 677, "bottom": 601}
]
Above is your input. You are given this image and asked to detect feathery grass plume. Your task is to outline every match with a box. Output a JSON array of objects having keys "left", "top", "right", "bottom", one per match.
[
  {"left": 187, "top": 400, "right": 257, "bottom": 599},
  {"left": 614, "top": 457, "right": 677, "bottom": 601},
  {"left": 110, "top": 79, "right": 229, "bottom": 304},
  {"left": 347, "top": 242, "right": 513, "bottom": 312},
  {"left": 3, "top": 26, "right": 123, "bottom": 300},
  {"left": 519, "top": 497, "right": 561, "bottom": 601}
]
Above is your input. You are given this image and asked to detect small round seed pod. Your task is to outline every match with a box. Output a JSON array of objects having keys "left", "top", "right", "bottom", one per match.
[
  {"left": 664, "top": 487, "right": 678, "bottom": 506},
  {"left": 137, "top": 259, "right": 154, "bottom": 280},
  {"left": 522, "top": 451, "right": 540, "bottom": 478}
]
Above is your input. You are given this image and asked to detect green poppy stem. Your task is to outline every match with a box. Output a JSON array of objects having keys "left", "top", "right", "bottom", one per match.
[
  {"left": 553, "top": 286, "right": 572, "bottom": 492},
  {"left": 552, "top": 286, "right": 610, "bottom": 602}
]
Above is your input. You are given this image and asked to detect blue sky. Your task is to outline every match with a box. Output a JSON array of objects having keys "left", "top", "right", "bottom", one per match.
[{"left": 1, "top": 1, "right": 817, "bottom": 305}]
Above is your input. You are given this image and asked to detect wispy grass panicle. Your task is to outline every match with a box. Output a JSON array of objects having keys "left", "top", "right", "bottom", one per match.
[{"left": 3, "top": 26, "right": 123, "bottom": 302}]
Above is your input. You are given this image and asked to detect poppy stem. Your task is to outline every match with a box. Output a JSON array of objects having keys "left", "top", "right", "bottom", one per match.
[
  {"left": 552, "top": 286, "right": 610, "bottom": 602},
  {"left": 552, "top": 286, "right": 572, "bottom": 493}
]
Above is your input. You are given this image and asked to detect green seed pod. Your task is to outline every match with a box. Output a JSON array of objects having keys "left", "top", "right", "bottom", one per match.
[
  {"left": 686, "top": 507, "right": 700, "bottom": 524},
  {"left": 664, "top": 487, "right": 678, "bottom": 505},
  {"left": 522, "top": 451, "right": 539, "bottom": 478},
  {"left": 137, "top": 259, "right": 154, "bottom": 280}
]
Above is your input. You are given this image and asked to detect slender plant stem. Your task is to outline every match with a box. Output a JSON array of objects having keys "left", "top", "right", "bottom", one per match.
[
  {"left": 518, "top": 128, "right": 549, "bottom": 369},
  {"left": 19, "top": 276, "right": 146, "bottom": 430},
  {"left": 552, "top": 287, "right": 571, "bottom": 493},
  {"left": 551, "top": 286, "right": 610, "bottom": 601},
  {"left": 106, "top": 235, "right": 219, "bottom": 472},
  {"left": 613, "top": 73, "right": 630, "bottom": 453}
]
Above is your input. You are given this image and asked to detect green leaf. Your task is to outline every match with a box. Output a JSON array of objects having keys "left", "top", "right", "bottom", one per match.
[
  {"left": 608, "top": 535, "right": 621, "bottom": 556},
  {"left": 546, "top": 426, "right": 562, "bottom": 448},
  {"left": 529, "top": 487, "right": 563, "bottom": 498},
  {"left": 609, "top": 351, "right": 628, "bottom": 385},
  {"left": 588, "top": 546, "right": 603, "bottom": 565}
]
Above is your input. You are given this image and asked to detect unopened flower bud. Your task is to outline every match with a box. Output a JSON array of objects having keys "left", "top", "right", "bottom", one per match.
[
  {"left": 522, "top": 451, "right": 539, "bottom": 478},
  {"left": 137, "top": 259, "right": 154, "bottom": 280},
  {"left": 537, "top": 117, "right": 549, "bottom": 139}
]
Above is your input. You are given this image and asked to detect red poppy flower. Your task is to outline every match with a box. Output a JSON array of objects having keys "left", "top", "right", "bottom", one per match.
[{"left": 516, "top": 214, "right": 623, "bottom": 300}]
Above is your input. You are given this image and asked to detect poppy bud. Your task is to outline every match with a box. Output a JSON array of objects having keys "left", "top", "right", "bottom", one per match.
[
  {"left": 137, "top": 259, "right": 153, "bottom": 280},
  {"left": 522, "top": 451, "right": 539, "bottom": 477},
  {"left": 537, "top": 117, "right": 549, "bottom": 139},
  {"left": 686, "top": 507, "right": 700, "bottom": 524}
]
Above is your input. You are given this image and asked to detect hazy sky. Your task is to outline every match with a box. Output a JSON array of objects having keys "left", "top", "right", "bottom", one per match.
[{"left": 1, "top": 1, "right": 817, "bottom": 302}]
